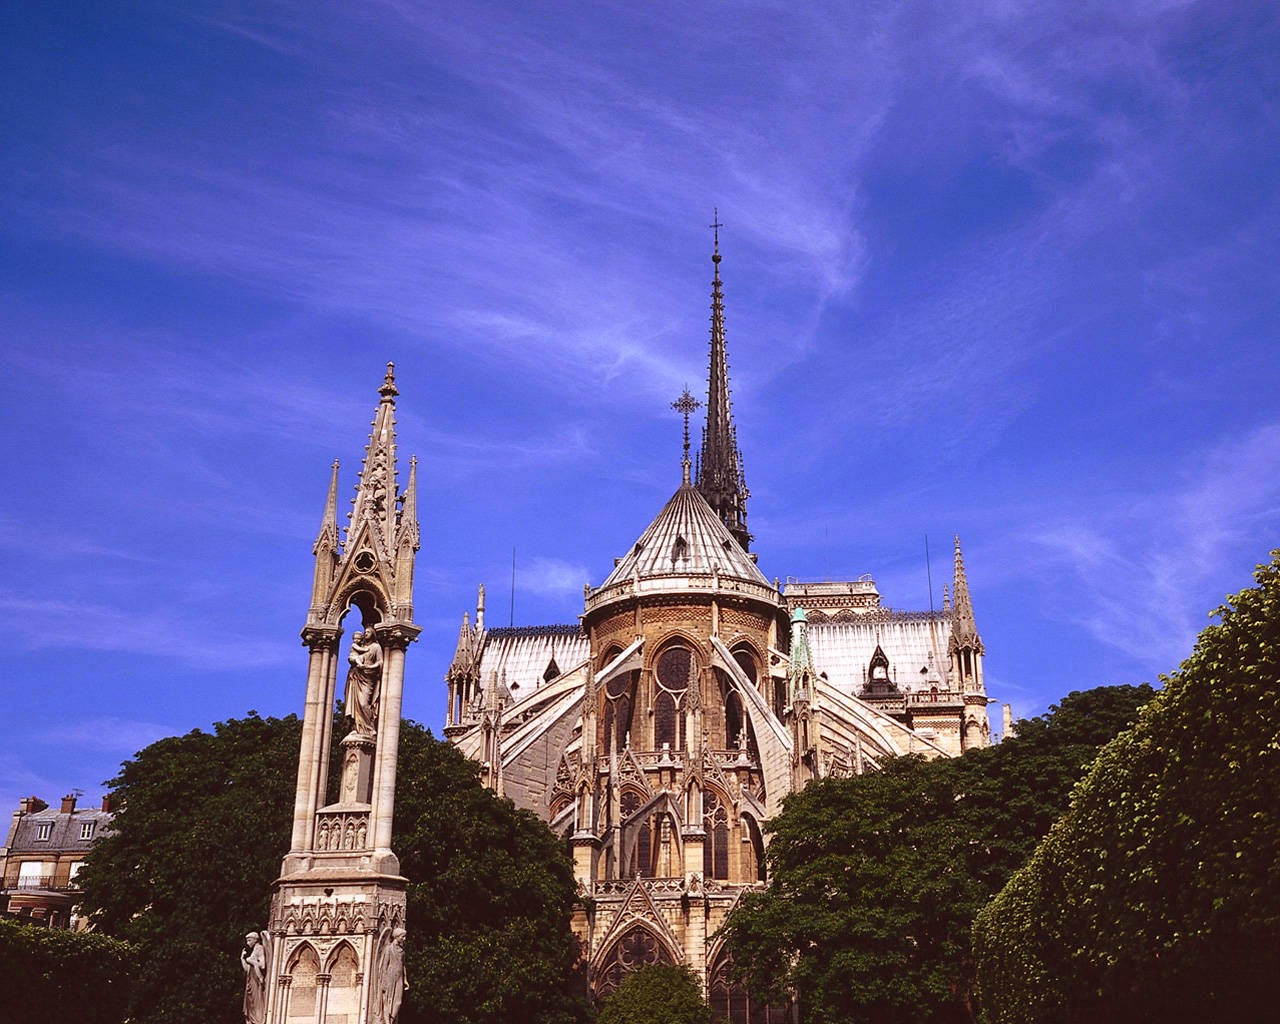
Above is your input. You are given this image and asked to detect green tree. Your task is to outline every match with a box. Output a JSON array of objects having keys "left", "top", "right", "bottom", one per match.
[
  {"left": 0, "top": 917, "right": 134, "bottom": 1024},
  {"left": 74, "top": 711, "right": 300, "bottom": 1023},
  {"left": 76, "top": 713, "right": 588, "bottom": 1024},
  {"left": 596, "top": 963, "right": 711, "bottom": 1024},
  {"left": 718, "top": 685, "right": 1154, "bottom": 1024},
  {"left": 973, "top": 553, "right": 1280, "bottom": 1024}
]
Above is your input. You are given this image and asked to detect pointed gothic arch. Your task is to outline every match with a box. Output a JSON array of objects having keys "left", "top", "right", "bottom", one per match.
[
  {"left": 284, "top": 943, "right": 321, "bottom": 1022},
  {"left": 593, "top": 922, "right": 679, "bottom": 1000},
  {"left": 652, "top": 639, "right": 696, "bottom": 750},
  {"left": 702, "top": 786, "right": 732, "bottom": 880}
]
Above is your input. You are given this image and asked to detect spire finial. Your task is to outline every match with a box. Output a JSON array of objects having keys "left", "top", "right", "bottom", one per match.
[
  {"left": 696, "top": 219, "right": 751, "bottom": 549},
  {"left": 672, "top": 386, "right": 702, "bottom": 485},
  {"left": 379, "top": 361, "right": 398, "bottom": 400},
  {"left": 710, "top": 208, "right": 723, "bottom": 263}
]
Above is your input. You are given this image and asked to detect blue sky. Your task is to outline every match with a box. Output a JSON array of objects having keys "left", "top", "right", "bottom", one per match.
[{"left": 3, "top": 1, "right": 1278, "bottom": 812}]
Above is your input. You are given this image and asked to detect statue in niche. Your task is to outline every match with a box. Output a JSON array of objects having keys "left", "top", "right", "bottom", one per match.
[
  {"left": 376, "top": 926, "right": 408, "bottom": 1024},
  {"left": 240, "top": 930, "right": 269, "bottom": 1024},
  {"left": 344, "top": 630, "right": 383, "bottom": 736}
]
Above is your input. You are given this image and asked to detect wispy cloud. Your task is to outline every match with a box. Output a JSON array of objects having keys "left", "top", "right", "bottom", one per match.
[
  {"left": 1023, "top": 423, "right": 1280, "bottom": 667},
  {"left": 0, "top": 594, "right": 293, "bottom": 669},
  {"left": 36, "top": 717, "right": 174, "bottom": 755}
]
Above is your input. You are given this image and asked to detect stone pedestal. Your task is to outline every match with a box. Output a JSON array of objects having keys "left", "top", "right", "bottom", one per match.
[{"left": 338, "top": 732, "right": 376, "bottom": 806}]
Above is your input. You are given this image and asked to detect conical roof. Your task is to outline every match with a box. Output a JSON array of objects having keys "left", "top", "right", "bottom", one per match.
[{"left": 599, "top": 482, "right": 769, "bottom": 590}]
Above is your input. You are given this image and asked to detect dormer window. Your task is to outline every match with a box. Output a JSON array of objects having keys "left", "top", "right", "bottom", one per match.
[
  {"left": 80, "top": 822, "right": 95, "bottom": 841},
  {"left": 671, "top": 535, "right": 689, "bottom": 565},
  {"left": 36, "top": 822, "right": 52, "bottom": 841},
  {"left": 867, "top": 645, "right": 894, "bottom": 693}
]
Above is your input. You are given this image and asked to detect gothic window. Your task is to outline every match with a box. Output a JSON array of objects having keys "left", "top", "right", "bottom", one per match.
[
  {"left": 867, "top": 645, "right": 893, "bottom": 693},
  {"left": 732, "top": 647, "right": 758, "bottom": 688},
  {"left": 595, "top": 925, "right": 674, "bottom": 1000},
  {"left": 653, "top": 644, "right": 693, "bottom": 749},
  {"left": 703, "top": 789, "right": 731, "bottom": 880},
  {"left": 601, "top": 646, "right": 634, "bottom": 755},
  {"left": 771, "top": 677, "right": 786, "bottom": 721}
]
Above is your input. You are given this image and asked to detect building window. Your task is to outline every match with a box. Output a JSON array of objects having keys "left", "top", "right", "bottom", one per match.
[
  {"left": 35, "top": 822, "right": 52, "bottom": 841},
  {"left": 69, "top": 861, "right": 86, "bottom": 882},
  {"left": 18, "top": 861, "right": 45, "bottom": 889},
  {"left": 80, "top": 821, "right": 95, "bottom": 841},
  {"left": 653, "top": 645, "right": 692, "bottom": 749}
]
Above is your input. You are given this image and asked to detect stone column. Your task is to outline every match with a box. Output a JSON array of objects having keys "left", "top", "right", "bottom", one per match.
[
  {"left": 369, "top": 622, "right": 420, "bottom": 869},
  {"left": 290, "top": 627, "right": 341, "bottom": 854}
]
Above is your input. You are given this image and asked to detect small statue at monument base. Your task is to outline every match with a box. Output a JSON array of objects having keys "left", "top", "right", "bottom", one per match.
[{"left": 241, "top": 929, "right": 269, "bottom": 1024}]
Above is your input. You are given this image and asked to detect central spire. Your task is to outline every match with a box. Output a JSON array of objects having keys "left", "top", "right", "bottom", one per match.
[{"left": 696, "top": 211, "right": 751, "bottom": 551}]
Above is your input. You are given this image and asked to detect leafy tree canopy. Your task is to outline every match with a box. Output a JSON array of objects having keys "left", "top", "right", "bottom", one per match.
[
  {"left": 973, "top": 553, "right": 1280, "bottom": 1024},
  {"left": 718, "top": 684, "right": 1154, "bottom": 1024},
  {"left": 0, "top": 916, "right": 133, "bottom": 1024},
  {"left": 76, "top": 712, "right": 588, "bottom": 1024},
  {"left": 596, "top": 963, "right": 712, "bottom": 1024}
]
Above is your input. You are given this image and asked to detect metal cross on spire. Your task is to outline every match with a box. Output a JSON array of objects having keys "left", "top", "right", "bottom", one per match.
[
  {"left": 710, "top": 208, "right": 723, "bottom": 259},
  {"left": 672, "top": 386, "right": 702, "bottom": 484}
]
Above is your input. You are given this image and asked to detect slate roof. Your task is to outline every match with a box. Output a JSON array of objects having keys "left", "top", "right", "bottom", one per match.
[
  {"left": 806, "top": 612, "right": 953, "bottom": 696},
  {"left": 6, "top": 806, "right": 113, "bottom": 855},
  {"left": 599, "top": 482, "right": 769, "bottom": 590},
  {"left": 476, "top": 626, "right": 590, "bottom": 698}
]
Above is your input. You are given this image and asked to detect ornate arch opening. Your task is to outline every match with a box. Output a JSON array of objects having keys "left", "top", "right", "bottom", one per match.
[
  {"left": 594, "top": 924, "right": 677, "bottom": 1001},
  {"left": 284, "top": 944, "right": 321, "bottom": 1022},
  {"left": 322, "top": 941, "right": 361, "bottom": 1020}
]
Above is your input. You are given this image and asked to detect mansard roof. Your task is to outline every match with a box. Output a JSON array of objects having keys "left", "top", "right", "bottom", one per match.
[{"left": 598, "top": 481, "right": 769, "bottom": 591}]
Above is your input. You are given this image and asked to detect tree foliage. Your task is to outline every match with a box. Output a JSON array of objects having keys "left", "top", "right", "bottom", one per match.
[
  {"left": 74, "top": 711, "right": 300, "bottom": 1023},
  {"left": 76, "top": 712, "right": 588, "bottom": 1024},
  {"left": 718, "top": 685, "right": 1154, "bottom": 1024},
  {"left": 0, "top": 917, "right": 134, "bottom": 1024},
  {"left": 596, "top": 963, "right": 711, "bottom": 1024},
  {"left": 973, "top": 553, "right": 1280, "bottom": 1024}
]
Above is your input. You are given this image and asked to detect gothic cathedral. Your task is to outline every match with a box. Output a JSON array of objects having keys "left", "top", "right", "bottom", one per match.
[{"left": 444, "top": 239, "right": 992, "bottom": 1014}]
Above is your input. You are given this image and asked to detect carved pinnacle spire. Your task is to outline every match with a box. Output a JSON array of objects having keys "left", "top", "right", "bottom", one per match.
[
  {"left": 951, "top": 535, "right": 981, "bottom": 648},
  {"left": 396, "top": 455, "right": 420, "bottom": 554},
  {"left": 314, "top": 459, "right": 341, "bottom": 555},
  {"left": 696, "top": 214, "right": 751, "bottom": 550},
  {"left": 349, "top": 364, "right": 402, "bottom": 555}
]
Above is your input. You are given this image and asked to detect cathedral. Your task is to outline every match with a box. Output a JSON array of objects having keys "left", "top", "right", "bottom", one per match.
[{"left": 443, "top": 237, "right": 992, "bottom": 1014}]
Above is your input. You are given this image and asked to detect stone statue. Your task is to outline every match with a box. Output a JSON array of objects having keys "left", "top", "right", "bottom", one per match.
[
  {"left": 241, "top": 930, "right": 269, "bottom": 1024},
  {"left": 344, "top": 630, "right": 383, "bottom": 735},
  {"left": 377, "top": 926, "right": 407, "bottom": 1024}
]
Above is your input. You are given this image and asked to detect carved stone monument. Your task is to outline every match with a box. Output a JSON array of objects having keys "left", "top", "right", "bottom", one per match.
[{"left": 259, "top": 365, "right": 421, "bottom": 1024}]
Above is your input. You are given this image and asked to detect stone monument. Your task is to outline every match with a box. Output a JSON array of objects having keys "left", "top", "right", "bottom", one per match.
[{"left": 258, "top": 364, "right": 420, "bottom": 1024}]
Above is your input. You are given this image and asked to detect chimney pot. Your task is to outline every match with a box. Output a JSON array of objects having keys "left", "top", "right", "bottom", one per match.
[{"left": 61, "top": 794, "right": 77, "bottom": 814}]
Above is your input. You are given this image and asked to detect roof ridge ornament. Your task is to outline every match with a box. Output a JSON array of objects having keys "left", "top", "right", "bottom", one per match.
[{"left": 671, "top": 386, "right": 702, "bottom": 486}]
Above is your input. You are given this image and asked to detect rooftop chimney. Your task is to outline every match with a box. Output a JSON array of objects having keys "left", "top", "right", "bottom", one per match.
[{"left": 60, "top": 794, "right": 77, "bottom": 814}]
